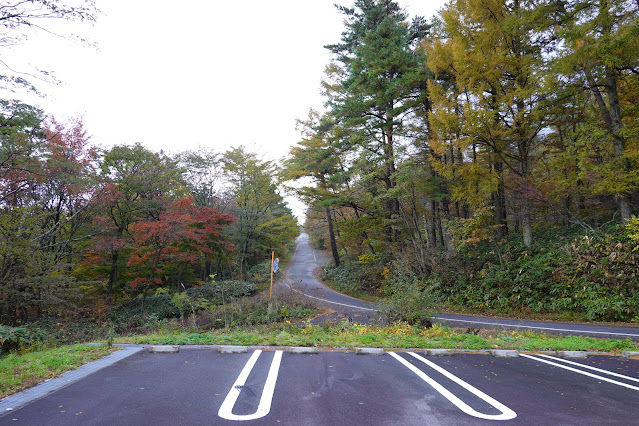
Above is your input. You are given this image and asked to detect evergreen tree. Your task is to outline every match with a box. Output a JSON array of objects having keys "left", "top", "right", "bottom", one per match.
[{"left": 325, "top": 0, "right": 431, "bottom": 244}]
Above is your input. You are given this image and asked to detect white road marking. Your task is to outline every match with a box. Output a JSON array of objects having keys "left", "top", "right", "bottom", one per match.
[
  {"left": 389, "top": 352, "right": 517, "bottom": 421},
  {"left": 282, "top": 279, "right": 377, "bottom": 312},
  {"left": 297, "top": 292, "right": 377, "bottom": 312},
  {"left": 218, "top": 350, "right": 283, "bottom": 421},
  {"left": 532, "top": 354, "right": 639, "bottom": 383},
  {"left": 436, "top": 317, "right": 639, "bottom": 338},
  {"left": 521, "top": 354, "right": 639, "bottom": 391}
]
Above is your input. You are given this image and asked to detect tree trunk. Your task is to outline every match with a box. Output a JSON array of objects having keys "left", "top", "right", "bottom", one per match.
[
  {"left": 522, "top": 207, "right": 533, "bottom": 248},
  {"left": 383, "top": 123, "right": 400, "bottom": 242},
  {"left": 607, "top": 69, "right": 633, "bottom": 221},
  {"left": 107, "top": 249, "right": 119, "bottom": 303},
  {"left": 493, "top": 162, "right": 508, "bottom": 238},
  {"left": 325, "top": 207, "right": 340, "bottom": 267},
  {"left": 585, "top": 57, "right": 633, "bottom": 222}
]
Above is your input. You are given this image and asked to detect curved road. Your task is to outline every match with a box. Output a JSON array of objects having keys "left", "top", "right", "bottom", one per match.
[
  {"left": 283, "top": 233, "right": 639, "bottom": 340},
  {"left": 279, "top": 233, "right": 378, "bottom": 324}
]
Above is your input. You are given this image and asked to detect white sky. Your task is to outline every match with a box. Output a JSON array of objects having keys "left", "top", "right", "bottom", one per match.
[{"left": 3, "top": 0, "right": 448, "bottom": 219}]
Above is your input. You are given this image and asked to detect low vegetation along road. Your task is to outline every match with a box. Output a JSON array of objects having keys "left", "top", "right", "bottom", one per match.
[{"left": 284, "top": 233, "right": 639, "bottom": 340}]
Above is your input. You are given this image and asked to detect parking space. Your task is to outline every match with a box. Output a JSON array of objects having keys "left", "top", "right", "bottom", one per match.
[
  {"left": 1, "top": 348, "right": 638, "bottom": 425},
  {"left": 412, "top": 353, "right": 639, "bottom": 424}
]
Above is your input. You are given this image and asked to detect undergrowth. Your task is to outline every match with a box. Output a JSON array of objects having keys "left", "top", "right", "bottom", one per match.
[{"left": 322, "top": 224, "right": 639, "bottom": 323}]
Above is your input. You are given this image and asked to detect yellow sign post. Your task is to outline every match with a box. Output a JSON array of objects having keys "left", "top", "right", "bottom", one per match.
[{"left": 269, "top": 251, "right": 274, "bottom": 300}]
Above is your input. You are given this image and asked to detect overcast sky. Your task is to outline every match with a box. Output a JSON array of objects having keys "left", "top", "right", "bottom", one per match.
[{"left": 3, "top": 0, "right": 448, "bottom": 218}]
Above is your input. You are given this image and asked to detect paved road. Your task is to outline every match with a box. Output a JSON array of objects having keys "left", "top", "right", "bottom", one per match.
[
  {"left": 279, "top": 233, "right": 378, "bottom": 324},
  {"left": 284, "top": 233, "right": 639, "bottom": 339},
  {"left": 2, "top": 347, "right": 638, "bottom": 425}
]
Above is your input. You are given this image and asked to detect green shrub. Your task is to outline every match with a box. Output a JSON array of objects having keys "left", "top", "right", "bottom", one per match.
[
  {"left": 0, "top": 324, "right": 49, "bottom": 353},
  {"left": 248, "top": 262, "right": 272, "bottom": 284},
  {"left": 186, "top": 280, "right": 256, "bottom": 304},
  {"left": 196, "top": 292, "right": 317, "bottom": 329},
  {"left": 426, "top": 224, "right": 639, "bottom": 321},
  {"left": 323, "top": 261, "right": 384, "bottom": 296},
  {"left": 379, "top": 272, "right": 436, "bottom": 327},
  {"left": 108, "top": 295, "right": 180, "bottom": 332}
]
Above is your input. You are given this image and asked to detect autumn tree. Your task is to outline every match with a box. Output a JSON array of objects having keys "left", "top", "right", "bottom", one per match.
[
  {"left": 180, "top": 148, "right": 225, "bottom": 209},
  {"left": 90, "top": 144, "right": 186, "bottom": 301},
  {"left": 126, "top": 197, "right": 234, "bottom": 299},
  {"left": 427, "top": 0, "right": 550, "bottom": 247},
  {"left": 0, "top": 111, "right": 99, "bottom": 323},
  {"left": 551, "top": 0, "right": 639, "bottom": 221}
]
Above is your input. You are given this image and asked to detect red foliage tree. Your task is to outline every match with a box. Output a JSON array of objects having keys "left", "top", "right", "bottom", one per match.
[{"left": 126, "top": 197, "right": 235, "bottom": 294}]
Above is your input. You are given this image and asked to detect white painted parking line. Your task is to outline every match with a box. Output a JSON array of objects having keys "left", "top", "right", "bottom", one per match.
[
  {"left": 389, "top": 352, "right": 517, "bottom": 421},
  {"left": 521, "top": 354, "right": 639, "bottom": 391},
  {"left": 218, "top": 350, "right": 283, "bottom": 421},
  {"left": 533, "top": 354, "right": 639, "bottom": 383}
]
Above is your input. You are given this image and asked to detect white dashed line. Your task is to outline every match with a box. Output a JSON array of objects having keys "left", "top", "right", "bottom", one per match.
[{"left": 297, "top": 292, "right": 377, "bottom": 311}]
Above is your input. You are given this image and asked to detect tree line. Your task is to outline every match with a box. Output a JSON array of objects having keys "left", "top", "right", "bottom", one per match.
[
  {"left": 0, "top": 1, "right": 301, "bottom": 327},
  {"left": 0, "top": 103, "right": 298, "bottom": 324},
  {"left": 286, "top": 0, "right": 638, "bottom": 276}
]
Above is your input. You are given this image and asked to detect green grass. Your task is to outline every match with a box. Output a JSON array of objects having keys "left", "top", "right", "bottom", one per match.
[
  {"left": 115, "top": 322, "right": 639, "bottom": 353},
  {"left": 0, "top": 344, "right": 117, "bottom": 399},
  {"left": 2, "top": 323, "right": 637, "bottom": 401}
]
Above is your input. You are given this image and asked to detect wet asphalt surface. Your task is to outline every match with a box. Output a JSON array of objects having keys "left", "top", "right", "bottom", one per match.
[{"left": 2, "top": 348, "right": 638, "bottom": 425}]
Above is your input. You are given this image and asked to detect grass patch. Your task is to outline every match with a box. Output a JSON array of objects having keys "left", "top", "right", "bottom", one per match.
[
  {"left": 2, "top": 323, "right": 637, "bottom": 400},
  {"left": 0, "top": 344, "right": 117, "bottom": 399},
  {"left": 114, "top": 322, "right": 639, "bottom": 353}
]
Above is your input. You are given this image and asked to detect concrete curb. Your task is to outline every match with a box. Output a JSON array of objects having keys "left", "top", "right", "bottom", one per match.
[
  {"left": 491, "top": 350, "right": 520, "bottom": 358},
  {"left": 288, "top": 347, "right": 318, "bottom": 354},
  {"left": 355, "top": 347, "right": 384, "bottom": 355},
  {"left": 556, "top": 350, "right": 588, "bottom": 359},
  {"left": 218, "top": 345, "right": 248, "bottom": 354},
  {"left": 427, "top": 349, "right": 454, "bottom": 356},
  {"left": 622, "top": 351, "right": 639, "bottom": 358},
  {"left": 149, "top": 345, "right": 180, "bottom": 353}
]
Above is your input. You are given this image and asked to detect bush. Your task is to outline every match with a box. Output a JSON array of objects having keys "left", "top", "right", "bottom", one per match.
[
  {"left": 247, "top": 262, "right": 272, "bottom": 284},
  {"left": 0, "top": 325, "right": 28, "bottom": 353},
  {"left": 108, "top": 295, "right": 180, "bottom": 332},
  {"left": 195, "top": 291, "right": 318, "bottom": 329},
  {"left": 0, "top": 324, "right": 49, "bottom": 353},
  {"left": 186, "top": 280, "right": 257, "bottom": 304},
  {"left": 323, "top": 261, "right": 384, "bottom": 296},
  {"left": 425, "top": 224, "right": 639, "bottom": 321},
  {"left": 379, "top": 272, "right": 436, "bottom": 327}
]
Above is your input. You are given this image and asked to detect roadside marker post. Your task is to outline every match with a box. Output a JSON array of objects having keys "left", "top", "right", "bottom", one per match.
[
  {"left": 268, "top": 251, "right": 276, "bottom": 313},
  {"left": 270, "top": 252, "right": 274, "bottom": 299}
]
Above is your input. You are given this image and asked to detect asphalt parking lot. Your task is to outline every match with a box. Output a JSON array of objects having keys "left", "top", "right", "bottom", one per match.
[{"left": 1, "top": 347, "right": 638, "bottom": 425}]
